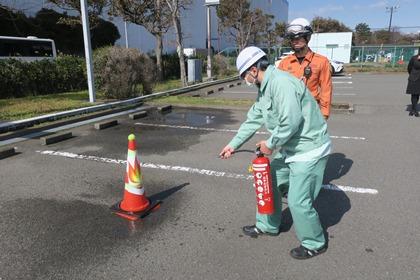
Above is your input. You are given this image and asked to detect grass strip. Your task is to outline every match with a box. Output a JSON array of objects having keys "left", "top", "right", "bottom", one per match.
[
  {"left": 0, "top": 78, "right": 240, "bottom": 121},
  {"left": 0, "top": 90, "right": 98, "bottom": 121}
]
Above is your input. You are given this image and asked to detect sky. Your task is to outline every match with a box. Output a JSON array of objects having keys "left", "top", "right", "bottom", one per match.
[
  {"left": 4, "top": 0, "right": 420, "bottom": 32},
  {"left": 288, "top": 0, "right": 420, "bottom": 33},
  {"left": 2, "top": 0, "right": 420, "bottom": 50}
]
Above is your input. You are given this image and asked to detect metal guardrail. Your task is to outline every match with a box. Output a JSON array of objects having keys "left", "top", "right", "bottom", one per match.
[{"left": 0, "top": 76, "right": 239, "bottom": 133}]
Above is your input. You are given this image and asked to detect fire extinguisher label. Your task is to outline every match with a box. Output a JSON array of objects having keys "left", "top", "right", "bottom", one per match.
[{"left": 252, "top": 162, "right": 274, "bottom": 215}]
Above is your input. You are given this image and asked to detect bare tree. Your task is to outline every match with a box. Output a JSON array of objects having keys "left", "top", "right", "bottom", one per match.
[
  {"left": 164, "top": 0, "right": 191, "bottom": 86},
  {"left": 110, "top": 0, "right": 171, "bottom": 81}
]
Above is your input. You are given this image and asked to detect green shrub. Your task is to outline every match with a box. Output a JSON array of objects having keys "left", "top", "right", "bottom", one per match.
[
  {"left": 0, "top": 59, "right": 28, "bottom": 98},
  {"left": 94, "top": 46, "right": 156, "bottom": 99},
  {"left": 0, "top": 56, "right": 86, "bottom": 98},
  {"left": 212, "top": 54, "right": 236, "bottom": 77},
  {"left": 93, "top": 46, "right": 112, "bottom": 90},
  {"left": 55, "top": 55, "right": 87, "bottom": 91}
]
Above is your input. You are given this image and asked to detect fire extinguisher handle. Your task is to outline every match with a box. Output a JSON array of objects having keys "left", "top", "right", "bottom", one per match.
[{"left": 255, "top": 147, "right": 264, "bottom": 157}]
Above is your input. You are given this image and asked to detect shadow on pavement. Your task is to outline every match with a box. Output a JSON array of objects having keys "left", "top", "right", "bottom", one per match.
[
  {"left": 323, "top": 153, "right": 353, "bottom": 183},
  {"left": 280, "top": 153, "right": 352, "bottom": 238},
  {"left": 405, "top": 104, "right": 419, "bottom": 112},
  {"left": 149, "top": 182, "right": 189, "bottom": 203}
]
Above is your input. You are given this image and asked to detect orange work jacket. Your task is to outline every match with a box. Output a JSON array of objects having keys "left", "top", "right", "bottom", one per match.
[{"left": 278, "top": 50, "right": 332, "bottom": 118}]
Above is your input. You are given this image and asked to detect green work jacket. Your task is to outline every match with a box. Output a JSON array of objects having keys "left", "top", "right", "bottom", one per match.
[{"left": 228, "top": 65, "right": 330, "bottom": 160}]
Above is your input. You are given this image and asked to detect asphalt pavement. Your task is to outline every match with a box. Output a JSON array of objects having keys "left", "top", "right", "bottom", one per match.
[{"left": 1, "top": 73, "right": 419, "bottom": 280}]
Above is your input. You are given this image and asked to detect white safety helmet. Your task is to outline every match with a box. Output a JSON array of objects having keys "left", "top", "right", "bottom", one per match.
[
  {"left": 236, "top": 46, "right": 267, "bottom": 77},
  {"left": 285, "top": 17, "right": 313, "bottom": 39}
]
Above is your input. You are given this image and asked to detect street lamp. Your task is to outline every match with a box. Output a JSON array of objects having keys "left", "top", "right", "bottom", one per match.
[{"left": 205, "top": 0, "right": 220, "bottom": 80}]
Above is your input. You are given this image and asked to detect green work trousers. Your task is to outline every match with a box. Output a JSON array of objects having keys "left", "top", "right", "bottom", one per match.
[{"left": 255, "top": 155, "right": 328, "bottom": 250}]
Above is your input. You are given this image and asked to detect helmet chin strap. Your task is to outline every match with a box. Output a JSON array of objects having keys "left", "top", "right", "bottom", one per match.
[{"left": 293, "top": 46, "right": 307, "bottom": 56}]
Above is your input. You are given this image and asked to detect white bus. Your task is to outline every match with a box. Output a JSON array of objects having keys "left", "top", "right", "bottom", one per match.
[{"left": 0, "top": 36, "right": 57, "bottom": 61}]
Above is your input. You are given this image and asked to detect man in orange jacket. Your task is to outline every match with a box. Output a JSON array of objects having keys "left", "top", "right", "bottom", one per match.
[{"left": 277, "top": 18, "right": 332, "bottom": 119}]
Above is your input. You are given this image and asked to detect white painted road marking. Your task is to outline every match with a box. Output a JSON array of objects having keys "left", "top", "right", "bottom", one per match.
[
  {"left": 332, "top": 76, "right": 352, "bottom": 79},
  {"left": 332, "top": 81, "right": 353, "bottom": 84},
  {"left": 134, "top": 123, "right": 367, "bottom": 141},
  {"left": 329, "top": 135, "right": 365, "bottom": 140},
  {"left": 37, "top": 150, "right": 378, "bottom": 195}
]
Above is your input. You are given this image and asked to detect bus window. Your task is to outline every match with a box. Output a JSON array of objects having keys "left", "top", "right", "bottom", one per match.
[{"left": 0, "top": 37, "right": 56, "bottom": 61}]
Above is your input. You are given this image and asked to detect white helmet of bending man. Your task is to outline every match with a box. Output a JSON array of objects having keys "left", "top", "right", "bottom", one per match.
[
  {"left": 236, "top": 46, "right": 267, "bottom": 77},
  {"left": 285, "top": 18, "right": 313, "bottom": 40}
]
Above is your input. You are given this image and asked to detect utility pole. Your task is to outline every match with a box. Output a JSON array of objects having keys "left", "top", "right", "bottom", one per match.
[
  {"left": 206, "top": 5, "right": 212, "bottom": 79},
  {"left": 205, "top": 0, "right": 220, "bottom": 80},
  {"left": 80, "top": 0, "right": 95, "bottom": 103},
  {"left": 386, "top": 6, "right": 398, "bottom": 33}
]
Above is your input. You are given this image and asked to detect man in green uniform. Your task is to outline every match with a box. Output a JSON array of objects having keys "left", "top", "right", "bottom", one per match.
[{"left": 219, "top": 46, "right": 331, "bottom": 260}]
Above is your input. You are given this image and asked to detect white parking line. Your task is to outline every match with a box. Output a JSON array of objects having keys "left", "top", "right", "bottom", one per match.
[
  {"left": 334, "top": 86, "right": 353, "bottom": 89},
  {"left": 332, "top": 76, "right": 352, "bottom": 79},
  {"left": 134, "top": 123, "right": 366, "bottom": 140},
  {"left": 37, "top": 150, "right": 378, "bottom": 195},
  {"left": 333, "top": 81, "right": 353, "bottom": 84}
]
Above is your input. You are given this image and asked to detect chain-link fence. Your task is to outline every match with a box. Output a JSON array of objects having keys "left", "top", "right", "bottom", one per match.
[
  {"left": 276, "top": 45, "right": 420, "bottom": 69},
  {"left": 350, "top": 45, "right": 419, "bottom": 67},
  {"left": 218, "top": 45, "right": 420, "bottom": 71}
]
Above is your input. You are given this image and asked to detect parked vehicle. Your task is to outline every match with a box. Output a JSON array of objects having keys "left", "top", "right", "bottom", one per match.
[
  {"left": 0, "top": 36, "right": 56, "bottom": 61},
  {"left": 329, "top": 60, "right": 344, "bottom": 74}
]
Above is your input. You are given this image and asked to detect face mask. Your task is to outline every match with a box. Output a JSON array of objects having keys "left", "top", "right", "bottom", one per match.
[
  {"left": 245, "top": 79, "right": 254, "bottom": 87},
  {"left": 245, "top": 71, "right": 258, "bottom": 87}
]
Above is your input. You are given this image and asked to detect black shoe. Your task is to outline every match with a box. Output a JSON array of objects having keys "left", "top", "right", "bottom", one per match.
[
  {"left": 409, "top": 111, "right": 414, "bottom": 116},
  {"left": 242, "top": 225, "right": 279, "bottom": 238},
  {"left": 415, "top": 111, "right": 419, "bottom": 117},
  {"left": 290, "top": 245, "right": 327, "bottom": 260}
]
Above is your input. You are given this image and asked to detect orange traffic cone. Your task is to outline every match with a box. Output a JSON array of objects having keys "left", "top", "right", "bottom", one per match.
[{"left": 111, "top": 134, "right": 160, "bottom": 221}]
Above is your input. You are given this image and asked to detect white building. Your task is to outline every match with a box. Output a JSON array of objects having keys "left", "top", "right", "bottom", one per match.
[
  {"left": 119, "top": 0, "right": 289, "bottom": 54},
  {"left": 309, "top": 32, "right": 353, "bottom": 63}
]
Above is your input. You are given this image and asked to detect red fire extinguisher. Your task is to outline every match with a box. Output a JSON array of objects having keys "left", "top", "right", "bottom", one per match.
[{"left": 252, "top": 147, "right": 274, "bottom": 215}]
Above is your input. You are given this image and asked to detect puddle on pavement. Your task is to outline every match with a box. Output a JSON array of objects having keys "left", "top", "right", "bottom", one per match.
[
  {"left": 42, "top": 107, "right": 238, "bottom": 157},
  {"left": 147, "top": 107, "right": 234, "bottom": 127}
]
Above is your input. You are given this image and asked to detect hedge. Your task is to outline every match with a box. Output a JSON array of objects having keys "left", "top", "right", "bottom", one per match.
[
  {"left": 94, "top": 46, "right": 156, "bottom": 99},
  {"left": 0, "top": 56, "right": 86, "bottom": 98}
]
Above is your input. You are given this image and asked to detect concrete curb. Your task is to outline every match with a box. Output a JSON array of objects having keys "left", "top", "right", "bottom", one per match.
[
  {"left": 0, "top": 147, "right": 16, "bottom": 159},
  {"left": 0, "top": 105, "right": 155, "bottom": 143},
  {"left": 158, "top": 105, "right": 173, "bottom": 113},
  {"left": 40, "top": 132, "right": 73, "bottom": 145},
  {"left": 331, "top": 103, "right": 354, "bottom": 114},
  {"left": 129, "top": 111, "right": 147, "bottom": 120},
  {"left": 94, "top": 120, "right": 118, "bottom": 130}
]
